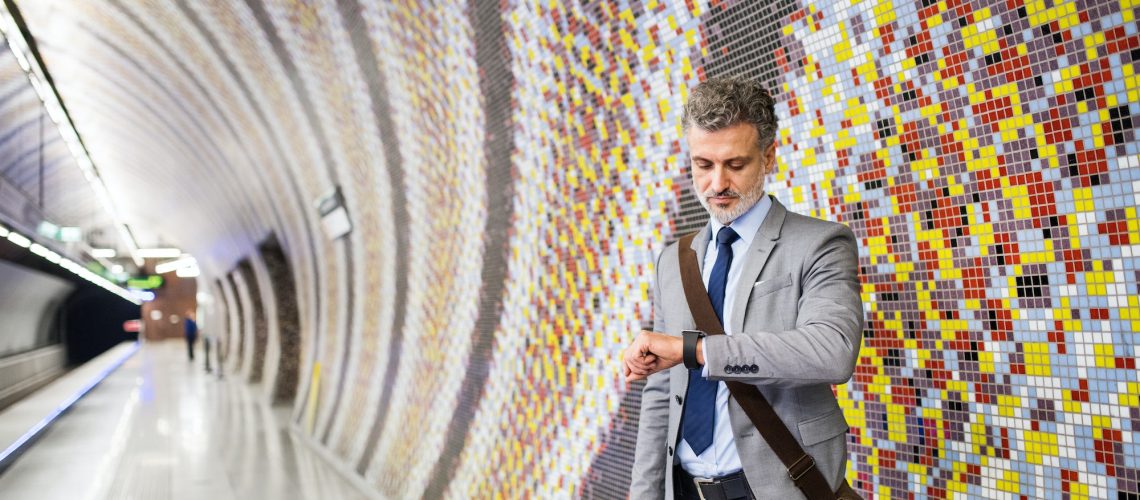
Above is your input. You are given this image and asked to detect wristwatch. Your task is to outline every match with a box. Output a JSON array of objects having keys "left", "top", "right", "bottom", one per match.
[{"left": 682, "top": 330, "right": 705, "bottom": 369}]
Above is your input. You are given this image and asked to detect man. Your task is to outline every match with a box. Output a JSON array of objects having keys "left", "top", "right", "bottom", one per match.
[
  {"left": 184, "top": 310, "right": 198, "bottom": 362},
  {"left": 624, "top": 76, "right": 863, "bottom": 499}
]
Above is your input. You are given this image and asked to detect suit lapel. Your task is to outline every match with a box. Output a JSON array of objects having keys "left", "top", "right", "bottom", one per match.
[
  {"left": 689, "top": 224, "right": 712, "bottom": 275},
  {"left": 729, "top": 197, "right": 787, "bottom": 335}
]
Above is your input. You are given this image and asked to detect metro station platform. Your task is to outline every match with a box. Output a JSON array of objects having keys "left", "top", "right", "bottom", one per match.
[{"left": 0, "top": 341, "right": 373, "bottom": 500}]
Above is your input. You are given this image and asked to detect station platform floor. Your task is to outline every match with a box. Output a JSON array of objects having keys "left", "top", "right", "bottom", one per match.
[{"left": 0, "top": 341, "right": 373, "bottom": 500}]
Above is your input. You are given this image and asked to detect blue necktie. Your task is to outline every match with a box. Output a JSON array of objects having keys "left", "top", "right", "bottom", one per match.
[{"left": 682, "top": 226, "right": 739, "bottom": 456}]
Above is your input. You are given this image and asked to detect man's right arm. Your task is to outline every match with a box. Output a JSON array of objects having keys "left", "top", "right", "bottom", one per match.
[{"left": 629, "top": 249, "right": 670, "bottom": 499}]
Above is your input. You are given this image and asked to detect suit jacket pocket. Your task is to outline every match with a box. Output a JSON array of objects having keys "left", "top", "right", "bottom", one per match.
[
  {"left": 797, "top": 408, "right": 849, "bottom": 446},
  {"left": 751, "top": 272, "right": 792, "bottom": 298}
]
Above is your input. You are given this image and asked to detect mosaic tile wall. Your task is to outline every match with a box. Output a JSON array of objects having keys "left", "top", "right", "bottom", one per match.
[{"left": 11, "top": 0, "right": 1139, "bottom": 498}]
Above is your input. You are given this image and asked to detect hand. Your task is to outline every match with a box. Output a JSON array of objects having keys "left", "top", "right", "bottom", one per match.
[{"left": 622, "top": 330, "right": 684, "bottom": 382}]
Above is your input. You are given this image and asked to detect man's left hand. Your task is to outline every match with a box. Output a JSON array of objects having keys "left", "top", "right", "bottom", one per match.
[{"left": 622, "top": 330, "right": 684, "bottom": 382}]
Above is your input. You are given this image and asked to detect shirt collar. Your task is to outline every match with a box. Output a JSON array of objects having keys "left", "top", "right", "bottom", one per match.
[{"left": 708, "top": 193, "right": 772, "bottom": 248}]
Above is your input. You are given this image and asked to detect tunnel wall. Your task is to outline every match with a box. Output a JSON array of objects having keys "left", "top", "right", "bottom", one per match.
[
  {"left": 234, "top": 257, "right": 270, "bottom": 384},
  {"left": 249, "top": 1, "right": 1139, "bottom": 498},
  {"left": 208, "top": 278, "right": 230, "bottom": 372},
  {"left": 283, "top": 2, "right": 1136, "bottom": 498},
  {"left": 7, "top": 0, "right": 1139, "bottom": 498},
  {"left": 0, "top": 259, "right": 72, "bottom": 408},
  {"left": 0, "top": 260, "right": 72, "bottom": 357},
  {"left": 219, "top": 273, "right": 243, "bottom": 376}
]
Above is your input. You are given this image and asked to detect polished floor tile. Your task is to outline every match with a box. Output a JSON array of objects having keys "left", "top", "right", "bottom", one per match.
[{"left": 0, "top": 341, "right": 375, "bottom": 500}]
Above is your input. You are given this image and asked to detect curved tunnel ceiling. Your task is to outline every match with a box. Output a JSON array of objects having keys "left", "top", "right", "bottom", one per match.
[
  {"left": 0, "top": 45, "right": 116, "bottom": 250},
  {"left": 16, "top": 0, "right": 321, "bottom": 273}
]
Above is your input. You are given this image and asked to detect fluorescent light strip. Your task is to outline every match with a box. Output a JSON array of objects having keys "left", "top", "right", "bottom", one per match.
[
  {"left": 0, "top": 3, "right": 142, "bottom": 267},
  {"left": 7, "top": 232, "right": 31, "bottom": 248},
  {"left": 4, "top": 227, "right": 140, "bottom": 305},
  {"left": 154, "top": 256, "right": 195, "bottom": 274},
  {"left": 175, "top": 266, "right": 200, "bottom": 278},
  {"left": 0, "top": 342, "right": 139, "bottom": 472},
  {"left": 29, "top": 243, "right": 62, "bottom": 264},
  {"left": 29, "top": 243, "right": 49, "bottom": 256}
]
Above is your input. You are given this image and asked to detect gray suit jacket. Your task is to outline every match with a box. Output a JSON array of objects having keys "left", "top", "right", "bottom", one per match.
[{"left": 630, "top": 197, "right": 864, "bottom": 499}]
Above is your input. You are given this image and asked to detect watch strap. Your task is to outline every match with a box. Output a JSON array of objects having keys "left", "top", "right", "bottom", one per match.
[{"left": 682, "top": 330, "right": 704, "bottom": 369}]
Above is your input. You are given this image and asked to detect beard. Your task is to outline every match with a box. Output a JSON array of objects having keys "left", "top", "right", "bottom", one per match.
[{"left": 697, "top": 179, "right": 766, "bottom": 225}]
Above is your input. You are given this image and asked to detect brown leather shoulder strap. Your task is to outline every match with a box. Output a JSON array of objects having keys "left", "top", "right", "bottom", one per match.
[
  {"left": 677, "top": 232, "right": 723, "bottom": 336},
  {"left": 675, "top": 231, "right": 849, "bottom": 500}
]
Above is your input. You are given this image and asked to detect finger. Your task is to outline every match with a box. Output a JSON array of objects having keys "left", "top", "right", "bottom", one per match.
[
  {"left": 638, "top": 342, "right": 650, "bottom": 357},
  {"left": 630, "top": 363, "right": 660, "bottom": 380},
  {"left": 622, "top": 345, "right": 640, "bottom": 363},
  {"left": 627, "top": 361, "right": 650, "bottom": 376},
  {"left": 623, "top": 355, "right": 636, "bottom": 373},
  {"left": 637, "top": 352, "right": 659, "bottom": 365},
  {"left": 633, "top": 362, "right": 661, "bottom": 378},
  {"left": 636, "top": 331, "right": 655, "bottom": 354},
  {"left": 626, "top": 355, "right": 652, "bottom": 374},
  {"left": 629, "top": 357, "right": 656, "bottom": 372},
  {"left": 629, "top": 361, "right": 661, "bottom": 381}
]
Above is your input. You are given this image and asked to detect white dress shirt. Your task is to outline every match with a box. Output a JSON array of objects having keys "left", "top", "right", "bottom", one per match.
[{"left": 678, "top": 193, "right": 773, "bottom": 478}]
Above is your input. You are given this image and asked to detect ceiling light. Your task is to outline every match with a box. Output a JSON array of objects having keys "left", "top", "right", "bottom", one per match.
[
  {"left": 0, "top": 2, "right": 142, "bottom": 267},
  {"left": 90, "top": 248, "right": 116, "bottom": 258},
  {"left": 155, "top": 256, "right": 196, "bottom": 274},
  {"left": 7, "top": 232, "right": 31, "bottom": 248},
  {"left": 176, "top": 266, "right": 200, "bottom": 278}
]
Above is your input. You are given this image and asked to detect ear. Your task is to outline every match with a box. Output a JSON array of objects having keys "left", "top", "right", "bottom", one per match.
[{"left": 762, "top": 142, "right": 777, "bottom": 175}]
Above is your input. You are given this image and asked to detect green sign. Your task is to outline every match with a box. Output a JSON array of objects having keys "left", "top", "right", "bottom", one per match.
[{"left": 127, "top": 275, "right": 163, "bottom": 290}]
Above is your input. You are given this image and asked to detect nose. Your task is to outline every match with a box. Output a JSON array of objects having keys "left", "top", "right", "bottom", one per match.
[{"left": 708, "top": 166, "right": 729, "bottom": 193}]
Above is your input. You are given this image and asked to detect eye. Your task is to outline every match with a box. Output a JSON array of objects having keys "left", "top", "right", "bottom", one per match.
[{"left": 693, "top": 161, "right": 712, "bottom": 170}]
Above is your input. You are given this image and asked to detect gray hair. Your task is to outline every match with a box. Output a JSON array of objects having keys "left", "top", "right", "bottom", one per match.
[{"left": 682, "top": 76, "right": 777, "bottom": 150}]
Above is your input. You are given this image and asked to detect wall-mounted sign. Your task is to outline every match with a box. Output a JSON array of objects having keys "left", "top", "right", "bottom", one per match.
[
  {"left": 127, "top": 275, "right": 164, "bottom": 289},
  {"left": 34, "top": 221, "right": 81, "bottom": 242},
  {"left": 316, "top": 186, "right": 352, "bottom": 240},
  {"left": 58, "top": 227, "right": 82, "bottom": 242},
  {"left": 37, "top": 220, "right": 59, "bottom": 239}
]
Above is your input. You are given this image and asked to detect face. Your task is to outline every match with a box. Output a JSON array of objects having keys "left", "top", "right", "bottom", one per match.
[{"left": 687, "top": 122, "right": 776, "bottom": 224}]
